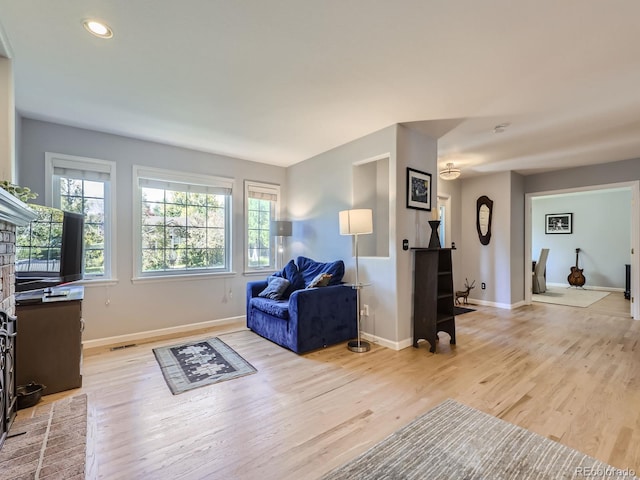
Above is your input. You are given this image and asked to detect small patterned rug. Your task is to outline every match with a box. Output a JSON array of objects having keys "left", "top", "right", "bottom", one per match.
[
  {"left": 454, "top": 306, "right": 475, "bottom": 315},
  {"left": 153, "top": 337, "right": 257, "bottom": 395},
  {"left": 321, "top": 399, "right": 638, "bottom": 480}
]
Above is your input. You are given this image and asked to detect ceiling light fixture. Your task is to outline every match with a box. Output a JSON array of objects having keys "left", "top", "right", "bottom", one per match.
[
  {"left": 83, "top": 19, "right": 113, "bottom": 39},
  {"left": 439, "top": 163, "right": 461, "bottom": 181}
]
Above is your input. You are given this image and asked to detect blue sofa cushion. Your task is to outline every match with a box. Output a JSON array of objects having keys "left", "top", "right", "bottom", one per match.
[
  {"left": 297, "top": 256, "right": 345, "bottom": 287},
  {"left": 250, "top": 297, "right": 290, "bottom": 320},
  {"left": 279, "top": 259, "right": 305, "bottom": 297},
  {"left": 258, "top": 277, "right": 290, "bottom": 300}
]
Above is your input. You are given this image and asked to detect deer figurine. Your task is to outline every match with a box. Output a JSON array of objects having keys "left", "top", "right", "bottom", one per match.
[{"left": 455, "top": 279, "right": 475, "bottom": 305}]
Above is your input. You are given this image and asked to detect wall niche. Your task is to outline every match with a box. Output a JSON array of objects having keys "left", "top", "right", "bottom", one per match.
[{"left": 352, "top": 156, "right": 390, "bottom": 258}]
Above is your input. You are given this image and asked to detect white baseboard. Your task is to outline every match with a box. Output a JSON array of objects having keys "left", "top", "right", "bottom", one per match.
[
  {"left": 510, "top": 300, "right": 527, "bottom": 309},
  {"left": 361, "top": 332, "right": 413, "bottom": 351},
  {"left": 470, "top": 299, "right": 524, "bottom": 310},
  {"left": 362, "top": 299, "right": 531, "bottom": 351},
  {"left": 82, "top": 315, "right": 246, "bottom": 349}
]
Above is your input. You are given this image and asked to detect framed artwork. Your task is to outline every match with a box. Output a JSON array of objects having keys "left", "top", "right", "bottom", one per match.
[
  {"left": 406, "top": 167, "right": 432, "bottom": 211},
  {"left": 545, "top": 213, "right": 573, "bottom": 234}
]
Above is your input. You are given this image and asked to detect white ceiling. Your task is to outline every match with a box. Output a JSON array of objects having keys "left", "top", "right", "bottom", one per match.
[{"left": 1, "top": 1, "right": 640, "bottom": 176}]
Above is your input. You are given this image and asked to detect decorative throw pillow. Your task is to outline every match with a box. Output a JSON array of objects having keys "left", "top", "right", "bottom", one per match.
[
  {"left": 306, "top": 273, "right": 332, "bottom": 288},
  {"left": 297, "top": 256, "right": 345, "bottom": 287},
  {"left": 258, "top": 277, "right": 291, "bottom": 300}
]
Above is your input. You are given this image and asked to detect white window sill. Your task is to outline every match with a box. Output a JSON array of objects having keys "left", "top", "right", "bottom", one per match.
[
  {"left": 131, "top": 271, "right": 237, "bottom": 284},
  {"left": 72, "top": 278, "right": 119, "bottom": 288},
  {"left": 243, "top": 269, "right": 278, "bottom": 277}
]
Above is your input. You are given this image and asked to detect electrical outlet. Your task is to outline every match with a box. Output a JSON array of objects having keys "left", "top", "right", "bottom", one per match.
[
  {"left": 481, "top": 282, "right": 486, "bottom": 290},
  {"left": 363, "top": 304, "right": 369, "bottom": 316}
]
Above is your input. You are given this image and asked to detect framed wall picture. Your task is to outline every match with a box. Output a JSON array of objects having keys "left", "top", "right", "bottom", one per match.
[
  {"left": 406, "top": 167, "right": 432, "bottom": 211},
  {"left": 545, "top": 213, "right": 573, "bottom": 234}
]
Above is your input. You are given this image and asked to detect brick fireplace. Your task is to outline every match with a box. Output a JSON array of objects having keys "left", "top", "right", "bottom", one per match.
[
  {"left": 0, "top": 190, "right": 36, "bottom": 313},
  {"left": 0, "top": 188, "right": 36, "bottom": 450},
  {"left": 0, "top": 220, "right": 17, "bottom": 314}
]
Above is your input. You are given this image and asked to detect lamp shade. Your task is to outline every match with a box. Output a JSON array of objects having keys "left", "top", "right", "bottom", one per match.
[
  {"left": 271, "top": 220, "right": 292, "bottom": 237},
  {"left": 339, "top": 209, "right": 373, "bottom": 235}
]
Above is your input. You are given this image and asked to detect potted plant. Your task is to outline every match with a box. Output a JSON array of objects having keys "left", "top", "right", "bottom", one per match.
[{"left": 0, "top": 180, "right": 37, "bottom": 202}]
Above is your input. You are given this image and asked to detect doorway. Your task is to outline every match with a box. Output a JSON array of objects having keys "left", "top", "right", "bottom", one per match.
[
  {"left": 524, "top": 181, "right": 639, "bottom": 320},
  {"left": 437, "top": 194, "right": 451, "bottom": 248}
]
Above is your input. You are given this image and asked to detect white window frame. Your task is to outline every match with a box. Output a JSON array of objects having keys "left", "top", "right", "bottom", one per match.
[
  {"left": 244, "top": 181, "right": 281, "bottom": 273},
  {"left": 45, "top": 152, "right": 116, "bottom": 282},
  {"left": 133, "top": 165, "right": 234, "bottom": 281}
]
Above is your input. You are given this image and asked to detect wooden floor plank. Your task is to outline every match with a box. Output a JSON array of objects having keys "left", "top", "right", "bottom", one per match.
[{"left": 17, "top": 292, "right": 640, "bottom": 479}]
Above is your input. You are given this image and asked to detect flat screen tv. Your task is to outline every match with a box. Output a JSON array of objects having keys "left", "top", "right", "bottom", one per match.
[{"left": 15, "top": 204, "right": 84, "bottom": 292}]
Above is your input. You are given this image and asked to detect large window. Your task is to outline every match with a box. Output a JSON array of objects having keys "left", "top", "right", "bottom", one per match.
[
  {"left": 45, "top": 153, "right": 116, "bottom": 280},
  {"left": 245, "top": 181, "right": 280, "bottom": 271},
  {"left": 134, "top": 166, "right": 233, "bottom": 278}
]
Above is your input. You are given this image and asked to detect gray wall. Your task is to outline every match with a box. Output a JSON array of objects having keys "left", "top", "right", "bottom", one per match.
[
  {"left": 525, "top": 157, "right": 640, "bottom": 193},
  {"left": 510, "top": 172, "right": 525, "bottom": 304},
  {"left": 532, "top": 189, "right": 631, "bottom": 289},
  {"left": 287, "top": 125, "right": 401, "bottom": 345},
  {"left": 19, "top": 118, "right": 441, "bottom": 348},
  {"left": 286, "top": 124, "right": 438, "bottom": 348},
  {"left": 395, "top": 125, "right": 438, "bottom": 344},
  {"left": 460, "top": 172, "right": 523, "bottom": 307},
  {"left": 18, "top": 118, "right": 286, "bottom": 341},
  {"left": 353, "top": 157, "right": 390, "bottom": 257},
  {"left": 15, "top": 116, "right": 640, "bottom": 344}
]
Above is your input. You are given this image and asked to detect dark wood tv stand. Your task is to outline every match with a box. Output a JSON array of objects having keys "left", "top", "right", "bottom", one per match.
[{"left": 16, "top": 286, "right": 84, "bottom": 395}]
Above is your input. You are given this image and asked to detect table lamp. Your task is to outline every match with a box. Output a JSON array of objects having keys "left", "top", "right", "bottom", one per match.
[{"left": 271, "top": 220, "right": 292, "bottom": 268}]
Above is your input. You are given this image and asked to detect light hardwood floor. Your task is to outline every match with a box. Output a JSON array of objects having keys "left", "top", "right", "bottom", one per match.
[{"left": 20, "top": 292, "right": 640, "bottom": 479}]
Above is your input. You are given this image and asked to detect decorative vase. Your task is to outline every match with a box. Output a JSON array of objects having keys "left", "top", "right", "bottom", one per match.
[{"left": 428, "top": 220, "right": 441, "bottom": 248}]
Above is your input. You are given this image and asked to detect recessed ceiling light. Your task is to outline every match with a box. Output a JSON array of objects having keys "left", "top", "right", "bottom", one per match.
[
  {"left": 83, "top": 19, "right": 113, "bottom": 39},
  {"left": 493, "top": 123, "right": 510, "bottom": 134}
]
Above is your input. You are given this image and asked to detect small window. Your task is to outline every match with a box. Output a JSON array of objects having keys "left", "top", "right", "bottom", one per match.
[
  {"left": 245, "top": 181, "right": 280, "bottom": 272},
  {"left": 45, "top": 152, "right": 116, "bottom": 280}
]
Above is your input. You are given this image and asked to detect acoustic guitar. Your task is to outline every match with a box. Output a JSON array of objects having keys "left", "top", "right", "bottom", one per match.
[{"left": 568, "top": 248, "right": 586, "bottom": 287}]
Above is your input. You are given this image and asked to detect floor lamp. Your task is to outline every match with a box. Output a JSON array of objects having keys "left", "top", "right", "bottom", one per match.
[
  {"left": 271, "top": 220, "right": 292, "bottom": 268},
  {"left": 339, "top": 208, "right": 373, "bottom": 353}
]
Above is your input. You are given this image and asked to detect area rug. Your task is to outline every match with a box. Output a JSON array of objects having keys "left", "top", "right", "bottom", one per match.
[
  {"left": 0, "top": 394, "right": 87, "bottom": 479},
  {"left": 454, "top": 306, "right": 475, "bottom": 315},
  {"left": 321, "top": 399, "right": 637, "bottom": 480},
  {"left": 153, "top": 337, "right": 257, "bottom": 394},
  {"left": 533, "top": 286, "right": 610, "bottom": 308}
]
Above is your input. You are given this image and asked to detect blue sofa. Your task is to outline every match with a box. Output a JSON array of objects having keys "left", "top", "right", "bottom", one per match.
[{"left": 246, "top": 257, "right": 357, "bottom": 353}]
